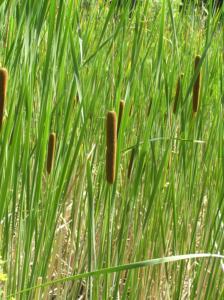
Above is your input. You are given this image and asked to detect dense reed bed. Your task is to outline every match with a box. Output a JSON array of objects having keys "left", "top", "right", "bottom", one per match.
[{"left": 0, "top": 0, "right": 223, "bottom": 299}]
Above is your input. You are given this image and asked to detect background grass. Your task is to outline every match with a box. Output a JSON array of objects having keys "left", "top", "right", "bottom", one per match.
[{"left": 0, "top": 0, "right": 224, "bottom": 299}]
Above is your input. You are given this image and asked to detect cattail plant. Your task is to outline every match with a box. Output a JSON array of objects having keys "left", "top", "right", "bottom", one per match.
[
  {"left": 173, "top": 73, "right": 184, "bottom": 114},
  {"left": 127, "top": 147, "right": 135, "bottom": 179},
  {"left": 117, "top": 100, "right": 125, "bottom": 136},
  {"left": 106, "top": 111, "right": 117, "bottom": 184},
  {"left": 147, "top": 97, "right": 152, "bottom": 117},
  {"left": 193, "top": 55, "right": 201, "bottom": 114},
  {"left": 0, "top": 68, "right": 8, "bottom": 130},
  {"left": 76, "top": 92, "right": 79, "bottom": 104},
  {"left": 129, "top": 102, "right": 133, "bottom": 117},
  {"left": 47, "top": 132, "right": 56, "bottom": 174}
]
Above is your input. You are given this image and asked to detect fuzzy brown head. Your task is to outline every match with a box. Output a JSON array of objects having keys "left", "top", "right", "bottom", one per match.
[
  {"left": 117, "top": 100, "right": 125, "bottom": 136},
  {"left": 173, "top": 73, "right": 184, "bottom": 114},
  {"left": 127, "top": 147, "right": 135, "bottom": 179},
  {"left": 106, "top": 111, "right": 117, "bottom": 184},
  {"left": 0, "top": 68, "right": 8, "bottom": 130},
  {"left": 47, "top": 132, "right": 56, "bottom": 174},
  {"left": 193, "top": 55, "right": 201, "bottom": 114}
]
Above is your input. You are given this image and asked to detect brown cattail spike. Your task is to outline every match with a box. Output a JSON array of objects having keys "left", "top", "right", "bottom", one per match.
[
  {"left": 173, "top": 73, "right": 184, "bottom": 114},
  {"left": 147, "top": 97, "right": 152, "bottom": 117},
  {"left": 47, "top": 132, "right": 56, "bottom": 174},
  {"left": 0, "top": 68, "right": 8, "bottom": 130},
  {"left": 193, "top": 55, "right": 201, "bottom": 114},
  {"left": 129, "top": 102, "right": 133, "bottom": 116},
  {"left": 106, "top": 111, "right": 117, "bottom": 184},
  {"left": 117, "top": 100, "right": 125, "bottom": 136}
]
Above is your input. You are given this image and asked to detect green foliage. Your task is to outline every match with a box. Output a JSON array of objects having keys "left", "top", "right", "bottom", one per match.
[{"left": 0, "top": 0, "right": 223, "bottom": 299}]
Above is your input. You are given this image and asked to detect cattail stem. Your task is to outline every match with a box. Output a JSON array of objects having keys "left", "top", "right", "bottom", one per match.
[
  {"left": 117, "top": 100, "right": 125, "bottom": 136},
  {"left": 106, "top": 111, "right": 117, "bottom": 184},
  {"left": 173, "top": 73, "right": 184, "bottom": 114},
  {"left": 0, "top": 68, "right": 8, "bottom": 130},
  {"left": 47, "top": 132, "right": 56, "bottom": 174},
  {"left": 193, "top": 55, "right": 201, "bottom": 114}
]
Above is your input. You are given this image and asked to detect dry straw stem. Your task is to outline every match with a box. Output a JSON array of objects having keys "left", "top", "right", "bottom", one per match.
[
  {"left": 0, "top": 68, "right": 8, "bottom": 130},
  {"left": 117, "top": 100, "right": 125, "bottom": 136},
  {"left": 47, "top": 132, "right": 56, "bottom": 174},
  {"left": 193, "top": 55, "right": 201, "bottom": 114},
  {"left": 106, "top": 111, "right": 117, "bottom": 184},
  {"left": 173, "top": 73, "right": 184, "bottom": 114},
  {"left": 34, "top": 277, "right": 43, "bottom": 300}
]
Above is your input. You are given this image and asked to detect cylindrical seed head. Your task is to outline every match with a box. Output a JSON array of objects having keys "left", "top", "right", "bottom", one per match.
[
  {"left": 147, "top": 97, "right": 152, "bottom": 117},
  {"left": 117, "top": 100, "right": 125, "bottom": 136},
  {"left": 127, "top": 147, "right": 135, "bottom": 179},
  {"left": 193, "top": 55, "right": 201, "bottom": 114},
  {"left": 47, "top": 132, "right": 56, "bottom": 174},
  {"left": 129, "top": 102, "right": 133, "bottom": 116},
  {"left": 0, "top": 68, "right": 8, "bottom": 130},
  {"left": 106, "top": 111, "right": 117, "bottom": 184},
  {"left": 173, "top": 73, "right": 184, "bottom": 114}
]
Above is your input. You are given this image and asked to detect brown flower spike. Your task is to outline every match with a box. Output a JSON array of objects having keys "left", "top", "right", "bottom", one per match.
[
  {"left": 173, "top": 73, "right": 184, "bottom": 114},
  {"left": 127, "top": 147, "right": 135, "bottom": 179},
  {"left": 47, "top": 132, "right": 56, "bottom": 174},
  {"left": 0, "top": 68, "right": 8, "bottom": 130},
  {"left": 106, "top": 111, "right": 117, "bottom": 184},
  {"left": 193, "top": 55, "right": 201, "bottom": 114},
  {"left": 117, "top": 100, "right": 125, "bottom": 136}
]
